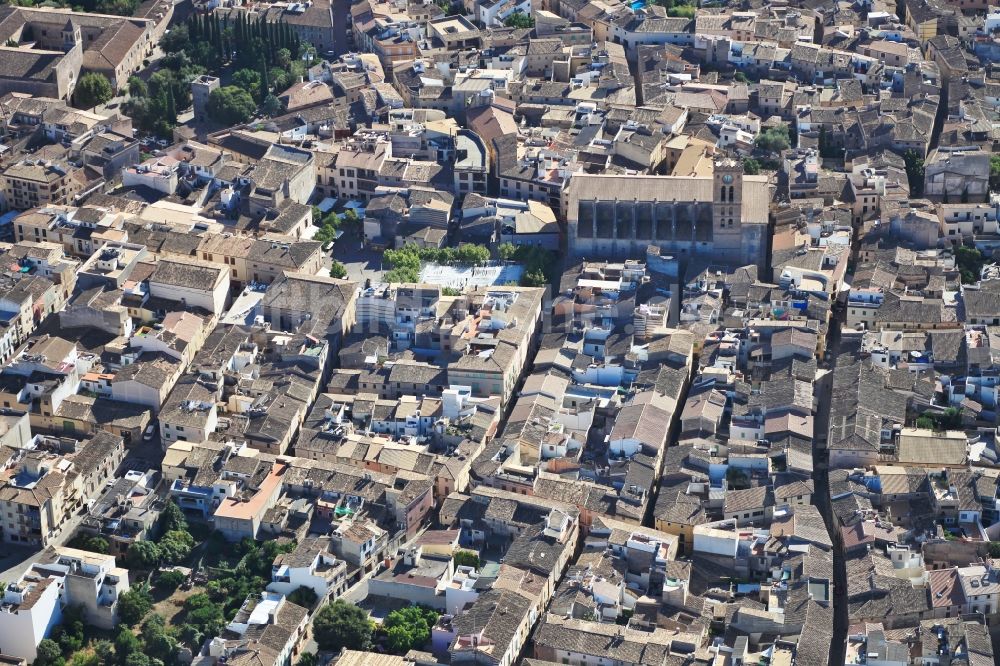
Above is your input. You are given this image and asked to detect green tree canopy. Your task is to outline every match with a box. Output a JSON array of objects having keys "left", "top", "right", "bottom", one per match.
[
  {"left": 903, "top": 149, "right": 925, "bottom": 197},
  {"left": 956, "top": 245, "right": 986, "bottom": 285},
  {"left": 207, "top": 86, "right": 256, "bottom": 125},
  {"left": 330, "top": 261, "right": 347, "bottom": 279},
  {"left": 159, "top": 500, "right": 187, "bottom": 533},
  {"left": 755, "top": 126, "right": 790, "bottom": 153},
  {"left": 114, "top": 626, "right": 142, "bottom": 660},
  {"left": 503, "top": 11, "right": 534, "bottom": 28},
  {"left": 156, "top": 568, "right": 187, "bottom": 591},
  {"left": 75, "top": 73, "right": 114, "bottom": 110},
  {"left": 183, "top": 593, "right": 226, "bottom": 638},
  {"left": 456, "top": 244, "right": 490, "bottom": 265},
  {"left": 68, "top": 534, "right": 110, "bottom": 554},
  {"left": 160, "top": 24, "right": 191, "bottom": 54},
  {"left": 312, "top": 599, "right": 373, "bottom": 652},
  {"left": 127, "top": 76, "right": 148, "bottom": 99},
  {"left": 232, "top": 68, "right": 263, "bottom": 101},
  {"left": 35, "top": 639, "right": 64, "bottom": 666},
  {"left": 287, "top": 586, "right": 319, "bottom": 610},
  {"left": 126, "top": 540, "right": 161, "bottom": 570},
  {"left": 452, "top": 550, "right": 480, "bottom": 570},
  {"left": 117, "top": 584, "right": 153, "bottom": 626},
  {"left": 124, "top": 653, "right": 151, "bottom": 666},
  {"left": 159, "top": 530, "right": 195, "bottom": 564},
  {"left": 261, "top": 94, "right": 284, "bottom": 117},
  {"left": 383, "top": 606, "right": 439, "bottom": 654},
  {"left": 142, "top": 615, "right": 179, "bottom": 664}
]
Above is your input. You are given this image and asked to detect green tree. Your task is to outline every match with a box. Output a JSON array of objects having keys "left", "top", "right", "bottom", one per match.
[
  {"left": 114, "top": 627, "right": 142, "bottom": 662},
  {"left": 342, "top": 208, "right": 360, "bottom": 226},
  {"left": 456, "top": 244, "right": 490, "bottom": 264},
  {"left": 497, "top": 242, "right": 517, "bottom": 261},
  {"left": 232, "top": 68, "right": 263, "bottom": 102},
  {"left": 315, "top": 224, "right": 337, "bottom": 244},
  {"left": 53, "top": 605, "right": 85, "bottom": 654},
  {"left": 916, "top": 415, "right": 935, "bottom": 430},
  {"left": 503, "top": 11, "right": 534, "bottom": 28},
  {"left": 148, "top": 69, "right": 193, "bottom": 114},
  {"left": 95, "top": 0, "right": 139, "bottom": 15},
  {"left": 159, "top": 501, "right": 187, "bottom": 533},
  {"left": 183, "top": 593, "right": 226, "bottom": 637},
  {"left": 287, "top": 586, "right": 319, "bottom": 610},
  {"left": 160, "top": 24, "right": 191, "bottom": 54},
  {"left": 903, "top": 149, "right": 925, "bottom": 197},
  {"left": 75, "top": 73, "right": 114, "bottom": 110},
  {"left": 383, "top": 245, "right": 424, "bottom": 283},
  {"left": 68, "top": 534, "right": 110, "bottom": 554},
  {"left": 69, "top": 653, "right": 100, "bottom": 666},
  {"left": 118, "top": 584, "right": 153, "bottom": 626},
  {"left": 207, "top": 86, "right": 256, "bottom": 125},
  {"left": 990, "top": 154, "right": 1000, "bottom": 192},
  {"left": 261, "top": 94, "right": 284, "bottom": 117},
  {"left": 383, "top": 606, "right": 439, "bottom": 654},
  {"left": 453, "top": 550, "right": 480, "bottom": 569},
  {"left": 522, "top": 268, "right": 547, "bottom": 287},
  {"left": 127, "top": 76, "right": 148, "bottom": 99},
  {"left": 156, "top": 568, "right": 187, "bottom": 591},
  {"left": 297, "top": 654, "right": 318, "bottom": 666},
  {"left": 126, "top": 540, "right": 161, "bottom": 570},
  {"left": 35, "top": 640, "right": 64, "bottom": 666},
  {"left": 159, "top": 530, "right": 195, "bottom": 564},
  {"left": 276, "top": 47, "right": 292, "bottom": 69},
  {"left": 755, "top": 126, "right": 790, "bottom": 153},
  {"left": 142, "top": 615, "right": 179, "bottom": 665},
  {"left": 312, "top": 599, "right": 373, "bottom": 652},
  {"left": 330, "top": 261, "right": 347, "bottom": 279},
  {"left": 93, "top": 640, "right": 114, "bottom": 666},
  {"left": 742, "top": 157, "right": 761, "bottom": 175},
  {"left": 956, "top": 245, "right": 986, "bottom": 285},
  {"left": 124, "top": 654, "right": 151, "bottom": 666},
  {"left": 176, "top": 624, "right": 204, "bottom": 650},
  {"left": 666, "top": 4, "right": 695, "bottom": 16}
]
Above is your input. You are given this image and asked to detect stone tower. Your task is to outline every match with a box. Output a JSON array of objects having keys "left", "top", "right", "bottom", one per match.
[
  {"left": 191, "top": 75, "right": 220, "bottom": 124},
  {"left": 712, "top": 157, "right": 744, "bottom": 260},
  {"left": 61, "top": 18, "right": 80, "bottom": 53}
]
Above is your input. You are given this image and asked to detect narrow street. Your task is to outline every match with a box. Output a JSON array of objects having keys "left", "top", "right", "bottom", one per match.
[
  {"left": 0, "top": 510, "right": 88, "bottom": 583},
  {"left": 814, "top": 302, "right": 848, "bottom": 665}
]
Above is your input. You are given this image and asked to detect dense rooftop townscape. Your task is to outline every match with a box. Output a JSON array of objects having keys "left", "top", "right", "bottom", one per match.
[{"left": 3, "top": 0, "right": 1000, "bottom": 665}]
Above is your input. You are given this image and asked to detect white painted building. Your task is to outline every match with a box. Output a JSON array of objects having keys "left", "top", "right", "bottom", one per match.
[
  {"left": 148, "top": 257, "right": 230, "bottom": 316},
  {"left": 0, "top": 547, "right": 130, "bottom": 662},
  {"left": 266, "top": 538, "right": 348, "bottom": 602}
]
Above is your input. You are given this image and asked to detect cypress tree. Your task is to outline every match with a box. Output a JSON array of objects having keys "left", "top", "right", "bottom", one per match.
[
  {"left": 267, "top": 21, "right": 277, "bottom": 64},
  {"left": 165, "top": 86, "right": 176, "bottom": 121},
  {"left": 214, "top": 16, "right": 225, "bottom": 61},
  {"left": 259, "top": 57, "right": 270, "bottom": 99},
  {"left": 240, "top": 13, "right": 249, "bottom": 55}
]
